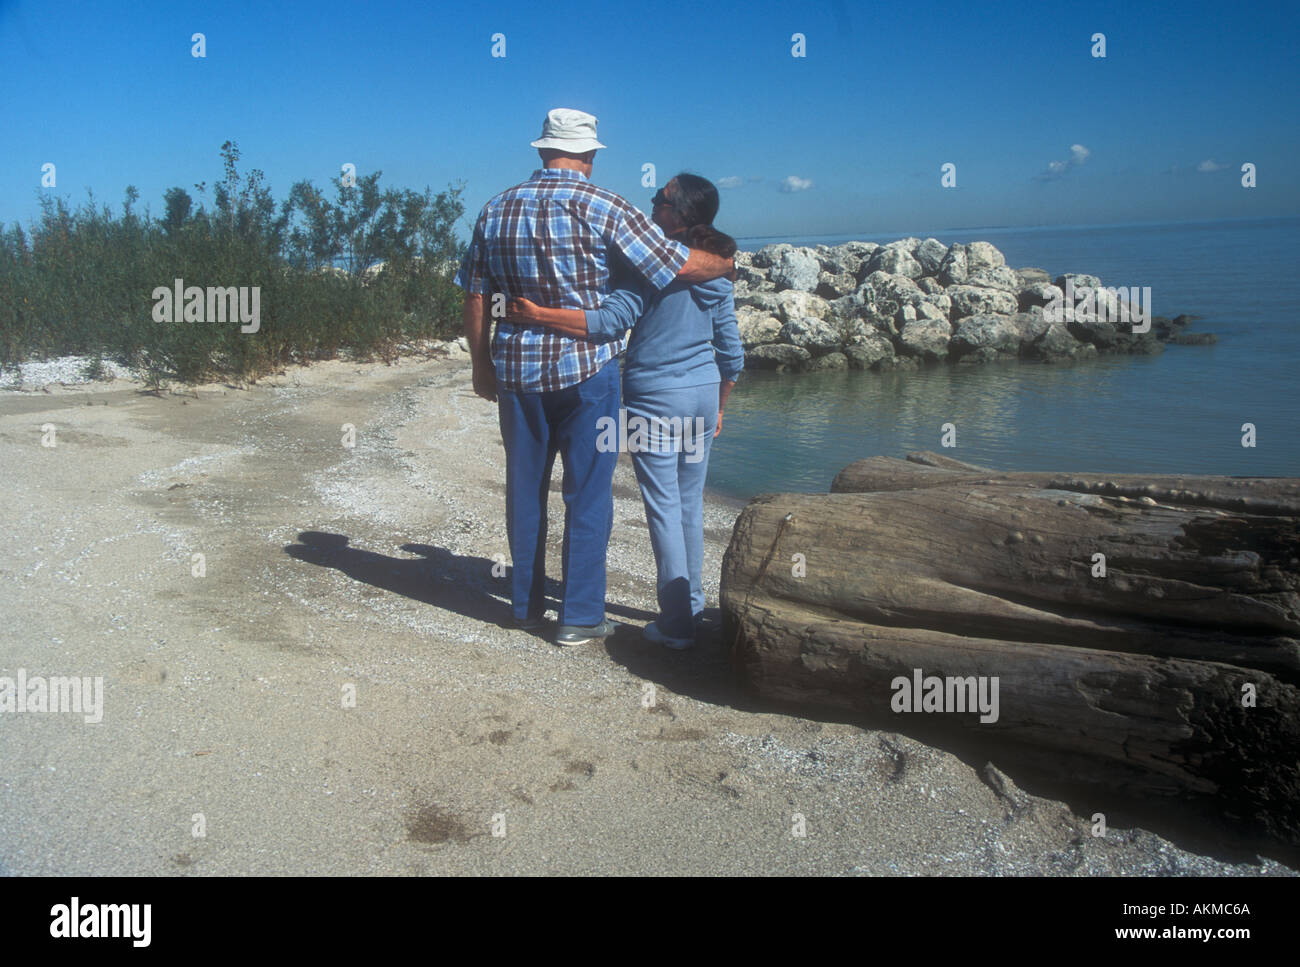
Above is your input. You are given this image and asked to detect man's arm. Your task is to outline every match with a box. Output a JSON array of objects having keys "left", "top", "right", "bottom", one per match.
[
  {"left": 611, "top": 204, "right": 735, "bottom": 290},
  {"left": 462, "top": 292, "right": 497, "bottom": 402},
  {"left": 676, "top": 247, "right": 736, "bottom": 284},
  {"left": 453, "top": 212, "right": 499, "bottom": 403}
]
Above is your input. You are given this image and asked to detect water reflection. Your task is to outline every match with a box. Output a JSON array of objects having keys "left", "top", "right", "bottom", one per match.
[{"left": 709, "top": 350, "right": 1290, "bottom": 499}]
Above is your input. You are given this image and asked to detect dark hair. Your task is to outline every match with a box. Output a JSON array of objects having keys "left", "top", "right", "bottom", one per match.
[{"left": 667, "top": 173, "right": 737, "bottom": 258}]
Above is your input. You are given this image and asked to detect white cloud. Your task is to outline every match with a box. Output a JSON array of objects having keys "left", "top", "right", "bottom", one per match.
[
  {"left": 716, "top": 176, "right": 743, "bottom": 189},
  {"left": 780, "top": 175, "right": 813, "bottom": 193},
  {"left": 1035, "top": 143, "right": 1091, "bottom": 181},
  {"left": 1197, "top": 159, "right": 1230, "bottom": 172}
]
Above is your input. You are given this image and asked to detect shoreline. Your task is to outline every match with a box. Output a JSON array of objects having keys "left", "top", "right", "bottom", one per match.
[
  {"left": 0, "top": 349, "right": 784, "bottom": 509},
  {"left": 0, "top": 342, "right": 1216, "bottom": 507}
]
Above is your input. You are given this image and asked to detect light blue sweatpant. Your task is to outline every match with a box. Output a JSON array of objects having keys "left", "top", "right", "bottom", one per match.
[{"left": 624, "top": 381, "right": 719, "bottom": 641}]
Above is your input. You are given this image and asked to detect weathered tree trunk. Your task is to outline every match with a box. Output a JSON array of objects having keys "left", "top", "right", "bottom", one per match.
[{"left": 721, "top": 451, "right": 1300, "bottom": 846}]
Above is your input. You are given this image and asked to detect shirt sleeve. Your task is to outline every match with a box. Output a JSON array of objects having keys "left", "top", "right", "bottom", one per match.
[
  {"left": 584, "top": 284, "right": 646, "bottom": 342},
  {"left": 710, "top": 283, "right": 745, "bottom": 383},
  {"left": 608, "top": 203, "right": 688, "bottom": 290},
  {"left": 583, "top": 255, "right": 650, "bottom": 342},
  {"left": 453, "top": 211, "right": 493, "bottom": 294}
]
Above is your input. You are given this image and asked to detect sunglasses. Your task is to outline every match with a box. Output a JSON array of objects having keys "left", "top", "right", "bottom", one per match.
[{"left": 651, "top": 190, "right": 676, "bottom": 209}]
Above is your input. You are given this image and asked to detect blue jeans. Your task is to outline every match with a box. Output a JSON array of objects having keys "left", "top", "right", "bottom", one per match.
[
  {"left": 497, "top": 361, "right": 620, "bottom": 627},
  {"left": 625, "top": 382, "right": 718, "bottom": 641}
]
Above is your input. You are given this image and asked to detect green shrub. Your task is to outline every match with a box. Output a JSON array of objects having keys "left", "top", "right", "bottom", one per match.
[{"left": 0, "top": 141, "right": 466, "bottom": 384}]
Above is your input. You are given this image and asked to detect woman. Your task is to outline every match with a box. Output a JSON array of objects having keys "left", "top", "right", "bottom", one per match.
[{"left": 506, "top": 173, "right": 744, "bottom": 649}]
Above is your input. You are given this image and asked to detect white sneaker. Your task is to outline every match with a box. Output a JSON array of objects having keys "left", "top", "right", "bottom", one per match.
[{"left": 643, "top": 621, "right": 695, "bottom": 650}]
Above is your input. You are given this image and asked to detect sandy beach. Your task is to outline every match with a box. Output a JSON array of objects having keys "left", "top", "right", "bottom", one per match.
[{"left": 1, "top": 352, "right": 1294, "bottom": 876}]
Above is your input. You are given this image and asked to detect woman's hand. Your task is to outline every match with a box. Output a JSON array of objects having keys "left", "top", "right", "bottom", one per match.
[
  {"left": 505, "top": 297, "right": 589, "bottom": 337},
  {"left": 506, "top": 296, "right": 545, "bottom": 322},
  {"left": 715, "top": 382, "right": 735, "bottom": 438}
]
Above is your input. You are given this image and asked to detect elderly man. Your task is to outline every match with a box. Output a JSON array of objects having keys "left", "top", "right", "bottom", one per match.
[{"left": 455, "top": 108, "right": 734, "bottom": 646}]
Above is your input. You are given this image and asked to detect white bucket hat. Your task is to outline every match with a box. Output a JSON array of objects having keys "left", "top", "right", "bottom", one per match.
[{"left": 530, "top": 108, "right": 606, "bottom": 152}]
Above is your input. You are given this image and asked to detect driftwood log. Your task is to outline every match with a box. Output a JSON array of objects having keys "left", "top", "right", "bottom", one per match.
[{"left": 720, "top": 451, "right": 1300, "bottom": 846}]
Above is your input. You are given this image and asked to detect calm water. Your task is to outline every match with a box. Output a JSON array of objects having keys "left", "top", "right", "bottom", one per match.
[{"left": 707, "top": 217, "right": 1300, "bottom": 499}]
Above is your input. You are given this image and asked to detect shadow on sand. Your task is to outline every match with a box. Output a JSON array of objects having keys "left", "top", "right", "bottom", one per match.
[{"left": 283, "top": 530, "right": 1294, "bottom": 868}]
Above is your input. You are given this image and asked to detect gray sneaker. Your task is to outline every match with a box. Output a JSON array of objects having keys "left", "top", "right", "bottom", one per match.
[{"left": 555, "top": 619, "right": 619, "bottom": 646}]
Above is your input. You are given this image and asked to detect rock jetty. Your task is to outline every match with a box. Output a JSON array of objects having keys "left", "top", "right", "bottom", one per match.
[{"left": 733, "top": 239, "right": 1211, "bottom": 372}]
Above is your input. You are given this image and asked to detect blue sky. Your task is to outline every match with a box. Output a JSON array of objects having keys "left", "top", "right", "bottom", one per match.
[{"left": 2, "top": 0, "right": 1296, "bottom": 244}]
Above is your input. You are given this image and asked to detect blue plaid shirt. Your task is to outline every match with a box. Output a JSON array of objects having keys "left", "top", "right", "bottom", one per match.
[{"left": 454, "top": 168, "right": 689, "bottom": 393}]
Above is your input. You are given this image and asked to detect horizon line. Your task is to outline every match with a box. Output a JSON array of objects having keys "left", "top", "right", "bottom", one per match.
[{"left": 731, "top": 213, "right": 1298, "bottom": 246}]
